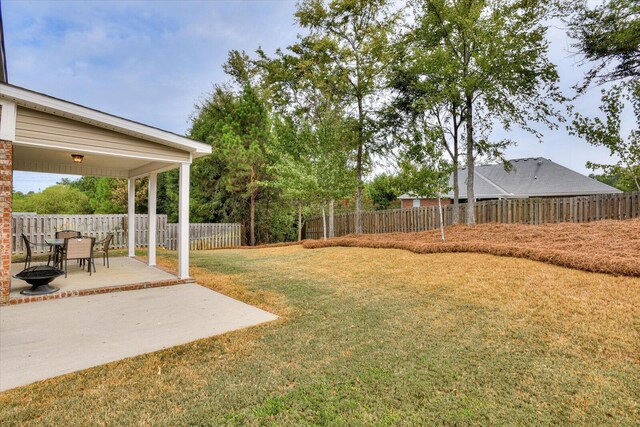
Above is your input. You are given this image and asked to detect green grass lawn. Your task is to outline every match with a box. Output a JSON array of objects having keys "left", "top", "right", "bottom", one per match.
[{"left": 1, "top": 246, "right": 639, "bottom": 426}]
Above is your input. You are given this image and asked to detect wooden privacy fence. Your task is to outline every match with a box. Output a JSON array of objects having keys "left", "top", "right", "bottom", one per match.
[
  {"left": 11, "top": 213, "right": 241, "bottom": 254},
  {"left": 164, "top": 223, "right": 242, "bottom": 251},
  {"left": 304, "top": 192, "right": 640, "bottom": 239}
]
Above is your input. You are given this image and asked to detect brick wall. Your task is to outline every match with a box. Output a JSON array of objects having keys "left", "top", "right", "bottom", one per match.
[
  {"left": 401, "top": 198, "right": 453, "bottom": 209},
  {"left": 0, "top": 140, "right": 12, "bottom": 304}
]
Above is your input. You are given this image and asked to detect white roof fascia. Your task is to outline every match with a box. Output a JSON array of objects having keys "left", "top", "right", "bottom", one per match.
[
  {"left": 128, "top": 162, "right": 182, "bottom": 179},
  {"left": 0, "top": 83, "right": 211, "bottom": 158}
]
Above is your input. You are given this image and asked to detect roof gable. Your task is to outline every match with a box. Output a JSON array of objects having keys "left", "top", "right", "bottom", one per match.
[
  {"left": 448, "top": 158, "right": 622, "bottom": 198},
  {"left": 400, "top": 158, "right": 622, "bottom": 200}
]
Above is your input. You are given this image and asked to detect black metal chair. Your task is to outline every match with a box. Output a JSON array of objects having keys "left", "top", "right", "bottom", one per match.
[{"left": 20, "top": 233, "right": 52, "bottom": 270}]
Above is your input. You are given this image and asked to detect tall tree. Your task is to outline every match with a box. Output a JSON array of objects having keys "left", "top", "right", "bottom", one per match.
[
  {"left": 293, "top": 0, "right": 398, "bottom": 233},
  {"left": 271, "top": 110, "right": 355, "bottom": 240},
  {"left": 570, "top": 81, "right": 640, "bottom": 191},
  {"left": 567, "top": 0, "right": 640, "bottom": 90},
  {"left": 411, "top": 0, "right": 564, "bottom": 224},
  {"left": 270, "top": 116, "right": 317, "bottom": 241},
  {"left": 567, "top": 0, "right": 639, "bottom": 191},
  {"left": 387, "top": 17, "right": 465, "bottom": 223},
  {"left": 189, "top": 84, "right": 271, "bottom": 246}
]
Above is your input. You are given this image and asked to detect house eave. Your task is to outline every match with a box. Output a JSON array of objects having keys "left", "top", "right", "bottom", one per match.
[
  {"left": 0, "top": 5, "right": 7, "bottom": 84},
  {"left": 0, "top": 83, "right": 211, "bottom": 158}
]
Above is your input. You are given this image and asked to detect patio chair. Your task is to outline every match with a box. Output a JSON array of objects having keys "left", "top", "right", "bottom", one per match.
[
  {"left": 94, "top": 232, "right": 114, "bottom": 268},
  {"left": 62, "top": 236, "right": 96, "bottom": 277},
  {"left": 56, "top": 230, "right": 80, "bottom": 239},
  {"left": 55, "top": 230, "right": 80, "bottom": 264},
  {"left": 20, "top": 233, "right": 53, "bottom": 270}
]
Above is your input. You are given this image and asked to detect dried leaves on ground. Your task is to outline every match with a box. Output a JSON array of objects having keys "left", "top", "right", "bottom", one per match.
[{"left": 303, "top": 219, "right": 640, "bottom": 276}]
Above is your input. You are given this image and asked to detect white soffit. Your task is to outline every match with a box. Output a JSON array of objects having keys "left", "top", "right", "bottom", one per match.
[
  {"left": 12, "top": 144, "right": 177, "bottom": 178},
  {"left": 0, "top": 83, "right": 211, "bottom": 158}
]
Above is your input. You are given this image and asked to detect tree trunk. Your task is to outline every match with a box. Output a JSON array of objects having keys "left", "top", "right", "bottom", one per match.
[
  {"left": 265, "top": 190, "right": 270, "bottom": 244},
  {"left": 322, "top": 205, "right": 327, "bottom": 241},
  {"left": 329, "top": 199, "right": 334, "bottom": 238},
  {"left": 465, "top": 93, "right": 475, "bottom": 225},
  {"left": 452, "top": 124, "right": 460, "bottom": 225},
  {"left": 249, "top": 170, "right": 256, "bottom": 246},
  {"left": 297, "top": 202, "right": 303, "bottom": 242},
  {"left": 250, "top": 192, "right": 256, "bottom": 246},
  {"left": 355, "top": 95, "right": 364, "bottom": 234},
  {"left": 438, "top": 196, "right": 445, "bottom": 242}
]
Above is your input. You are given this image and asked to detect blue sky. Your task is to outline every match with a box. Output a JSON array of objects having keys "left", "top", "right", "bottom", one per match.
[{"left": 4, "top": 0, "right": 621, "bottom": 193}]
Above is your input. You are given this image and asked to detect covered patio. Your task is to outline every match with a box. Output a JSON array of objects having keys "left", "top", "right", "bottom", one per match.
[
  {"left": 9, "top": 257, "right": 183, "bottom": 301},
  {"left": 0, "top": 83, "right": 212, "bottom": 304}
]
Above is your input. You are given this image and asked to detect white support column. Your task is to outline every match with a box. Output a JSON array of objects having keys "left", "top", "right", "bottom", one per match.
[
  {"left": 128, "top": 178, "right": 136, "bottom": 257},
  {"left": 0, "top": 100, "right": 17, "bottom": 141},
  {"left": 148, "top": 172, "right": 157, "bottom": 266},
  {"left": 178, "top": 162, "right": 190, "bottom": 278}
]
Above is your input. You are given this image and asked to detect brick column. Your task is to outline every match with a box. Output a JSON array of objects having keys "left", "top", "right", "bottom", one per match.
[{"left": 0, "top": 140, "right": 12, "bottom": 305}]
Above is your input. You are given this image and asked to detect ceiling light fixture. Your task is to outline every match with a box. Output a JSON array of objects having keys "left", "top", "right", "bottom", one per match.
[{"left": 71, "top": 154, "right": 84, "bottom": 163}]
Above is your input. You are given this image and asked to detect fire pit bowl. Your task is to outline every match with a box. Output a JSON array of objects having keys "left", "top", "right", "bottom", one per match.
[{"left": 13, "top": 265, "right": 64, "bottom": 295}]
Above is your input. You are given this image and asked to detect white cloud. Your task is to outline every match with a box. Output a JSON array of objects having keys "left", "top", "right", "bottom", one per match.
[{"left": 3, "top": 0, "right": 627, "bottom": 192}]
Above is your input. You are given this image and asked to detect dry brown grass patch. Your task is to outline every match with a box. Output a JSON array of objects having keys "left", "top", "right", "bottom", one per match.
[
  {"left": 303, "top": 219, "right": 640, "bottom": 276},
  {"left": 1, "top": 245, "right": 638, "bottom": 425},
  {"left": 265, "top": 246, "right": 640, "bottom": 364},
  {"left": 154, "top": 253, "right": 289, "bottom": 318}
]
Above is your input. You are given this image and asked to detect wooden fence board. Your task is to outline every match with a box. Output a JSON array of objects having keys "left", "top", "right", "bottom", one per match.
[
  {"left": 303, "top": 192, "right": 640, "bottom": 239},
  {"left": 11, "top": 214, "right": 241, "bottom": 254}
]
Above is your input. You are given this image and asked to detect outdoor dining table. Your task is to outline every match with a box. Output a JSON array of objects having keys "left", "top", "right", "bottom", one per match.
[{"left": 44, "top": 238, "right": 64, "bottom": 269}]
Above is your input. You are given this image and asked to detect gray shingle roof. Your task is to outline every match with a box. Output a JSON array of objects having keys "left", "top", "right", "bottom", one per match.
[{"left": 399, "top": 158, "right": 622, "bottom": 200}]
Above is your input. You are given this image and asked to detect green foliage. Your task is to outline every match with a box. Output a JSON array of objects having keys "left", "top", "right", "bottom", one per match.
[
  {"left": 570, "top": 81, "right": 640, "bottom": 191},
  {"left": 66, "top": 176, "right": 149, "bottom": 214},
  {"left": 365, "top": 174, "right": 404, "bottom": 210},
  {"left": 589, "top": 171, "right": 637, "bottom": 193},
  {"left": 288, "top": 0, "right": 399, "bottom": 231},
  {"left": 397, "top": 140, "right": 451, "bottom": 200},
  {"left": 385, "top": 4, "right": 465, "bottom": 221},
  {"left": 188, "top": 83, "right": 275, "bottom": 245},
  {"left": 567, "top": 0, "right": 639, "bottom": 192},
  {"left": 12, "top": 184, "right": 92, "bottom": 214},
  {"left": 66, "top": 176, "right": 123, "bottom": 214},
  {"left": 568, "top": 0, "right": 640, "bottom": 89},
  {"left": 406, "top": 0, "right": 564, "bottom": 223},
  {"left": 272, "top": 112, "right": 355, "bottom": 205}
]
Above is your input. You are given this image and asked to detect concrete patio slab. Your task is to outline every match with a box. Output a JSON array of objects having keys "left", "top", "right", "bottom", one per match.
[
  {"left": 10, "top": 257, "right": 178, "bottom": 298},
  {"left": 0, "top": 283, "right": 278, "bottom": 391}
]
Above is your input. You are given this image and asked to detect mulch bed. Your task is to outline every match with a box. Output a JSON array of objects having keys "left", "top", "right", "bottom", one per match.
[{"left": 302, "top": 219, "right": 640, "bottom": 277}]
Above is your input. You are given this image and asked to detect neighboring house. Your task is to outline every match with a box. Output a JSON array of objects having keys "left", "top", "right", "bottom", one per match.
[{"left": 399, "top": 157, "right": 622, "bottom": 208}]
